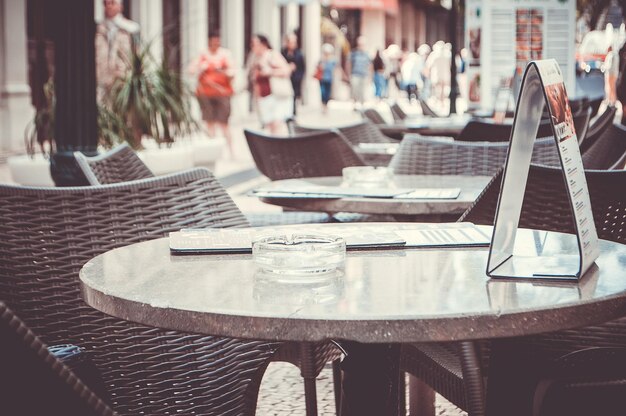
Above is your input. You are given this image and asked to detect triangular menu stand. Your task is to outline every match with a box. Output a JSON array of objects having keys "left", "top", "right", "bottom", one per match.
[{"left": 486, "top": 59, "right": 600, "bottom": 281}]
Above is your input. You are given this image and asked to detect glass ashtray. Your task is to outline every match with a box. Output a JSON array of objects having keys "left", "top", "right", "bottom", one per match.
[
  {"left": 342, "top": 166, "right": 393, "bottom": 188},
  {"left": 253, "top": 269, "right": 344, "bottom": 304},
  {"left": 252, "top": 234, "right": 346, "bottom": 277}
]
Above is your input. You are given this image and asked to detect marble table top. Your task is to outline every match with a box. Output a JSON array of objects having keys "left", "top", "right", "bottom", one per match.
[
  {"left": 254, "top": 175, "right": 492, "bottom": 215},
  {"left": 80, "top": 224, "right": 626, "bottom": 344}
]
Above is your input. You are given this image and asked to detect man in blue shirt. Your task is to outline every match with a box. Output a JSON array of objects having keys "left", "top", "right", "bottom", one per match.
[{"left": 347, "top": 36, "right": 372, "bottom": 109}]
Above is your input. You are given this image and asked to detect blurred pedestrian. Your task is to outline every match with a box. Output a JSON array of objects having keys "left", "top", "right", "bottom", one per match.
[
  {"left": 604, "top": 44, "right": 619, "bottom": 105},
  {"left": 616, "top": 41, "right": 626, "bottom": 124},
  {"left": 346, "top": 36, "right": 372, "bottom": 109},
  {"left": 188, "top": 31, "right": 235, "bottom": 157},
  {"left": 400, "top": 53, "right": 421, "bottom": 102},
  {"left": 317, "top": 43, "right": 337, "bottom": 113},
  {"left": 95, "top": 0, "right": 139, "bottom": 99},
  {"left": 417, "top": 44, "right": 431, "bottom": 99},
  {"left": 250, "top": 34, "right": 293, "bottom": 135},
  {"left": 281, "top": 33, "right": 305, "bottom": 116},
  {"left": 372, "top": 50, "right": 387, "bottom": 100}
]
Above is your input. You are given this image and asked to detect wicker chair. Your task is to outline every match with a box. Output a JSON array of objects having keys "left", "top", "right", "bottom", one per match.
[
  {"left": 580, "top": 105, "right": 617, "bottom": 152},
  {"left": 244, "top": 128, "right": 365, "bottom": 180},
  {"left": 293, "top": 120, "right": 396, "bottom": 146},
  {"left": 457, "top": 109, "right": 590, "bottom": 143},
  {"left": 581, "top": 122, "right": 626, "bottom": 170},
  {"left": 402, "top": 164, "right": 626, "bottom": 415},
  {"left": 588, "top": 96, "right": 603, "bottom": 118},
  {"left": 390, "top": 102, "right": 409, "bottom": 122},
  {"left": 389, "top": 134, "right": 560, "bottom": 176},
  {"left": 74, "top": 144, "right": 153, "bottom": 185},
  {"left": 419, "top": 99, "right": 442, "bottom": 117},
  {"left": 0, "top": 169, "right": 342, "bottom": 416},
  {"left": 0, "top": 302, "right": 116, "bottom": 416},
  {"left": 361, "top": 108, "right": 388, "bottom": 125},
  {"left": 71, "top": 154, "right": 344, "bottom": 412}
]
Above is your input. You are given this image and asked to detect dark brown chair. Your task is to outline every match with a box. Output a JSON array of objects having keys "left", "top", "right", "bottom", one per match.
[
  {"left": 71, "top": 156, "right": 344, "bottom": 412},
  {"left": 581, "top": 122, "right": 626, "bottom": 170},
  {"left": 244, "top": 128, "right": 365, "bottom": 180},
  {"left": 587, "top": 96, "right": 603, "bottom": 118},
  {"left": 74, "top": 143, "right": 153, "bottom": 185},
  {"left": 389, "top": 134, "right": 560, "bottom": 176},
  {"left": 420, "top": 99, "right": 443, "bottom": 117},
  {"left": 0, "top": 169, "right": 341, "bottom": 416},
  {"left": 0, "top": 302, "right": 116, "bottom": 416},
  {"left": 390, "top": 102, "right": 408, "bottom": 122},
  {"left": 457, "top": 109, "right": 591, "bottom": 144},
  {"left": 293, "top": 120, "right": 396, "bottom": 145},
  {"left": 402, "top": 165, "right": 626, "bottom": 415},
  {"left": 361, "top": 108, "right": 388, "bottom": 125},
  {"left": 580, "top": 105, "right": 617, "bottom": 152}
]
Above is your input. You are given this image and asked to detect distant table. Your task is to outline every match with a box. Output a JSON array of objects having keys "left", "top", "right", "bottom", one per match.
[
  {"left": 80, "top": 224, "right": 626, "bottom": 416},
  {"left": 380, "top": 114, "right": 472, "bottom": 138},
  {"left": 254, "top": 175, "right": 491, "bottom": 218}
]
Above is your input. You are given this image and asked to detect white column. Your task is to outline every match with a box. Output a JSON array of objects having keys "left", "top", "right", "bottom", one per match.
[
  {"left": 284, "top": 3, "right": 299, "bottom": 35},
  {"left": 401, "top": 2, "right": 415, "bottom": 51},
  {"left": 0, "top": 0, "right": 33, "bottom": 153},
  {"left": 130, "top": 0, "right": 163, "bottom": 61},
  {"left": 221, "top": 0, "right": 247, "bottom": 121},
  {"left": 181, "top": 0, "right": 208, "bottom": 71},
  {"left": 222, "top": 0, "right": 245, "bottom": 67},
  {"left": 361, "top": 10, "right": 385, "bottom": 54},
  {"left": 254, "top": 0, "right": 281, "bottom": 50},
  {"left": 302, "top": 1, "right": 321, "bottom": 106}
]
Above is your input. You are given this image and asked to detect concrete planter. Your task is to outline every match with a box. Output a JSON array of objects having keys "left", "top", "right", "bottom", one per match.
[
  {"left": 138, "top": 138, "right": 224, "bottom": 175},
  {"left": 7, "top": 154, "right": 54, "bottom": 186}
]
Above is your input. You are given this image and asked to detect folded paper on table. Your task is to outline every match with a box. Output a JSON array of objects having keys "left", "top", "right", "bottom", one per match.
[
  {"left": 252, "top": 186, "right": 460, "bottom": 199},
  {"left": 169, "top": 223, "right": 490, "bottom": 254}
]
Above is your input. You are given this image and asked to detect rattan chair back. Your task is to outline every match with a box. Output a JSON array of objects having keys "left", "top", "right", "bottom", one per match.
[
  {"left": 244, "top": 128, "right": 365, "bottom": 180},
  {"left": 390, "top": 102, "right": 408, "bottom": 121},
  {"left": 292, "top": 120, "right": 395, "bottom": 145},
  {"left": 390, "top": 134, "right": 559, "bottom": 176},
  {"left": 362, "top": 108, "right": 387, "bottom": 125},
  {"left": 419, "top": 99, "right": 442, "bottom": 117},
  {"left": 580, "top": 105, "right": 617, "bottom": 152},
  {"left": 460, "top": 164, "right": 626, "bottom": 244},
  {"left": 0, "top": 169, "right": 278, "bottom": 416},
  {"left": 74, "top": 144, "right": 153, "bottom": 185},
  {"left": 0, "top": 302, "right": 116, "bottom": 416},
  {"left": 581, "top": 122, "right": 626, "bottom": 170}
]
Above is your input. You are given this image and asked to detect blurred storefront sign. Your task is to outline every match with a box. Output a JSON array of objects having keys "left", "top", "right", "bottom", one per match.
[{"left": 328, "top": 0, "right": 399, "bottom": 14}]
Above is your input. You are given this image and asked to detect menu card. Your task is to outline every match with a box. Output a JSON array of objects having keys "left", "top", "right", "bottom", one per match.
[
  {"left": 486, "top": 59, "right": 599, "bottom": 281},
  {"left": 169, "top": 223, "right": 490, "bottom": 254},
  {"left": 252, "top": 185, "right": 460, "bottom": 200}
]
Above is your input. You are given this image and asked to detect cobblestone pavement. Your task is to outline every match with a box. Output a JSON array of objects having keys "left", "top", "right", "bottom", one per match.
[{"left": 256, "top": 362, "right": 467, "bottom": 416}]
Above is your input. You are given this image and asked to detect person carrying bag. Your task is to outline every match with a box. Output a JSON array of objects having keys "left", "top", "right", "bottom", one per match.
[{"left": 251, "top": 34, "right": 293, "bottom": 134}]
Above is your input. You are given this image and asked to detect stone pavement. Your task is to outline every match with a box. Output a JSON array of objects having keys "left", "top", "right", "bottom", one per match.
[{"left": 256, "top": 362, "right": 466, "bottom": 416}]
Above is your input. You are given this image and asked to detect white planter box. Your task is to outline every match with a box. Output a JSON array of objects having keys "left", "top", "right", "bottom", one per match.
[
  {"left": 8, "top": 154, "right": 55, "bottom": 186},
  {"left": 189, "top": 138, "right": 225, "bottom": 170},
  {"left": 138, "top": 145, "right": 195, "bottom": 176}
]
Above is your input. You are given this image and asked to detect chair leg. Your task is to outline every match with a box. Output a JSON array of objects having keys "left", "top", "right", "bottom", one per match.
[
  {"left": 407, "top": 375, "right": 435, "bottom": 416},
  {"left": 300, "top": 342, "right": 318, "bottom": 416},
  {"left": 459, "top": 341, "right": 486, "bottom": 416},
  {"left": 332, "top": 358, "right": 342, "bottom": 415}
]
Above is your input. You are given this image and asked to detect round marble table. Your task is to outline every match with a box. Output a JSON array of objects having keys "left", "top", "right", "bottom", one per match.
[
  {"left": 253, "top": 175, "right": 492, "bottom": 217},
  {"left": 80, "top": 224, "right": 626, "bottom": 344}
]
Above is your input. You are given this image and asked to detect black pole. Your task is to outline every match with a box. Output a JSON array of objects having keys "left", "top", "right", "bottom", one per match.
[
  {"left": 449, "top": 0, "right": 459, "bottom": 115},
  {"left": 50, "top": 0, "right": 97, "bottom": 186}
]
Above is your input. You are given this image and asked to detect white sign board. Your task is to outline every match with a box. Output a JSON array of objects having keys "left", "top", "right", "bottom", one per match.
[
  {"left": 466, "top": 0, "right": 576, "bottom": 111},
  {"left": 487, "top": 59, "right": 600, "bottom": 281}
]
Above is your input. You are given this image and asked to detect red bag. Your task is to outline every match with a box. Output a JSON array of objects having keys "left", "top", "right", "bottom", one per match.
[{"left": 313, "top": 63, "right": 323, "bottom": 81}]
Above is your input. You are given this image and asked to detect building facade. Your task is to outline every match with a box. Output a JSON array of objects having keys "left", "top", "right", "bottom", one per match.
[{"left": 0, "top": 0, "right": 452, "bottom": 156}]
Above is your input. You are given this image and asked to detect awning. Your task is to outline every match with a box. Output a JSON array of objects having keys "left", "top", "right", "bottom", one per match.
[{"left": 328, "top": 0, "right": 399, "bottom": 14}]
